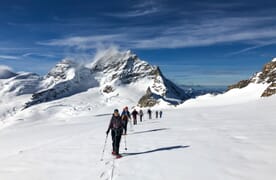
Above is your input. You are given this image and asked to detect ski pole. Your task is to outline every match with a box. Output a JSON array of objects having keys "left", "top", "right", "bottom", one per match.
[
  {"left": 124, "top": 134, "right": 127, "bottom": 150},
  {"left": 100, "top": 134, "right": 108, "bottom": 161}
]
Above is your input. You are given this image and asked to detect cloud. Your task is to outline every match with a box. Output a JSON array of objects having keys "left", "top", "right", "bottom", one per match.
[
  {"left": 226, "top": 39, "right": 276, "bottom": 56},
  {"left": 0, "top": 65, "right": 17, "bottom": 79},
  {"left": 107, "top": 8, "right": 159, "bottom": 18},
  {"left": 92, "top": 45, "right": 121, "bottom": 61},
  {"left": 106, "top": 0, "right": 161, "bottom": 18},
  {"left": 38, "top": 9, "right": 276, "bottom": 51},
  {"left": 0, "top": 55, "right": 20, "bottom": 60},
  {"left": 22, "top": 53, "right": 57, "bottom": 58},
  {"left": 38, "top": 34, "right": 124, "bottom": 49}
]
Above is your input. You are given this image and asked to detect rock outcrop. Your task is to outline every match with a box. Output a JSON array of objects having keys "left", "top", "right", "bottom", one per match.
[{"left": 227, "top": 58, "right": 276, "bottom": 97}]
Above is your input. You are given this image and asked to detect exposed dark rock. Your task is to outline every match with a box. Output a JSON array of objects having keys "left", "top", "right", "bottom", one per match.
[
  {"left": 261, "top": 83, "right": 276, "bottom": 97},
  {"left": 138, "top": 87, "right": 159, "bottom": 107},
  {"left": 227, "top": 59, "right": 276, "bottom": 97},
  {"left": 227, "top": 80, "right": 251, "bottom": 91},
  {"left": 103, "top": 85, "right": 114, "bottom": 93},
  {"left": 259, "top": 61, "right": 276, "bottom": 83}
]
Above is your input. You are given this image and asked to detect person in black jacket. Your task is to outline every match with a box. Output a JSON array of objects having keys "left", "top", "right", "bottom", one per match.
[
  {"left": 121, "top": 106, "right": 131, "bottom": 135},
  {"left": 147, "top": 109, "right": 152, "bottom": 119},
  {"left": 106, "top": 109, "right": 124, "bottom": 157},
  {"left": 131, "top": 109, "right": 138, "bottom": 125},
  {"left": 139, "top": 109, "right": 144, "bottom": 122}
]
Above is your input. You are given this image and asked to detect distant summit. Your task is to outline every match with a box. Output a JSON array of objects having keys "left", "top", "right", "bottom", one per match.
[
  {"left": 0, "top": 66, "right": 17, "bottom": 79},
  {"left": 20, "top": 49, "right": 195, "bottom": 108},
  {"left": 25, "top": 59, "right": 98, "bottom": 108},
  {"left": 90, "top": 49, "right": 193, "bottom": 107},
  {"left": 228, "top": 58, "right": 276, "bottom": 97}
]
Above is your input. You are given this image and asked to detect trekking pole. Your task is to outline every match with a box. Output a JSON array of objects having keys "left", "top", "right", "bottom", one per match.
[
  {"left": 124, "top": 134, "right": 127, "bottom": 150},
  {"left": 100, "top": 134, "right": 108, "bottom": 161}
]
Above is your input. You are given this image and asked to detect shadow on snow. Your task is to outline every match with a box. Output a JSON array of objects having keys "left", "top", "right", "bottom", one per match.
[
  {"left": 122, "top": 145, "right": 190, "bottom": 156},
  {"left": 94, "top": 113, "right": 112, "bottom": 117},
  {"left": 130, "top": 128, "right": 169, "bottom": 135}
]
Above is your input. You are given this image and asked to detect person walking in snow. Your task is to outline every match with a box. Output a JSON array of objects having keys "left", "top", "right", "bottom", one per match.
[
  {"left": 139, "top": 109, "right": 144, "bottom": 122},
  {"left": 106, "top": 109, "right": 123, "bottom": 158},
  {"left": 159, "top": 110, "right": 163, "bottom": 118},
  {"left": 147, "top": 109, "right": 152, "bottom": 119},
  {"left": 131, "top": 109, "right": 138, "bottom": 125},
  {"left": 121, "top": 106, "right": 131, "bottom": 135},
  {"left": 155, "top": 111, "right": 159, "bottom": 119}
]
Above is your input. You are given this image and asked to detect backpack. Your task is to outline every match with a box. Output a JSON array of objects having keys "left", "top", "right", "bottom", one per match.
[
  {"left": 121, "top": 111, "right": 130, "bottom": 120},
  {"left": 122, "top": 115, "right": 128, "bottom": 121}
]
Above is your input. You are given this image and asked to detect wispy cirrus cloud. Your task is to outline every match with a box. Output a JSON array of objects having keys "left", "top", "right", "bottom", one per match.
[
  {"left": 38, "top": 14, "right": 276, "bottom": 51},
  {"left": 105, "top": 0, "right": 161, "bottom": 18},
  {"left": 32, "top": 0, "right": 276, "bottom": 58},
  {"left": 37, "top": 34, "right": 125, "bottom": 49},
  {"left": 22, "top": 53, "right": 57, "bottom": 58},
  {"left": 111, "top": 8, "right": 159, "bottom": 18},
  {"left": 0, "top": 55, "right": 20, "bottom": 60}
]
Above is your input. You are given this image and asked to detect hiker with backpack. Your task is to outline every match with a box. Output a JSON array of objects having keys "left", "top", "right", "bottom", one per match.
[
  {"left": 131, "top": 109, "right": 138, "bottom": 125},
  {"left": 159, "top": 110, "right": 163, "bottom": 118},
  {"left": 139, "top": 109, "right": 144, "bottom": 122},
  {"left": 147, "top": 109, "right": 152, "bottom": 119},
  {"left": 121, "top": 106, "right": 131, "bottom": 135},
  {"left": 106, "top": 109, "right": 123, "bottom": 158}
]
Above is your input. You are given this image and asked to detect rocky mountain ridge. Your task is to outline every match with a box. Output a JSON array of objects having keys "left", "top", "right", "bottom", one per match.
[
  {"left": 16, "top": 49, "right": 194, "bottom": 108},
  {"left": 228, "top": 58, "right": 276, "bottom": 97}
]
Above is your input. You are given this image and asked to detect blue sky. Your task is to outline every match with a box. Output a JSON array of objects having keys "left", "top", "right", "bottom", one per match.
[{"left": 1, "top": 0, "right": 276, "bottom": 86}]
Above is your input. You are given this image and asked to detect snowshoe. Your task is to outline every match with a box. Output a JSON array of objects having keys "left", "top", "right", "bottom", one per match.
[{"left": 116, "top": 154, "right": 122, "bottom": 159}]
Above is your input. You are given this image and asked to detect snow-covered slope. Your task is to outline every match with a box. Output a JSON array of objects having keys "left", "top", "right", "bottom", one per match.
[
  {"left": 25, "top": 59, "right": 98, "bottom": 108},
  {"left": 0, "top": 83, "right": 275, "bottom": 180},
  {"left": 228, "top": 58, "right": 276, "bottom": 97},
  {"left": 180, "top": 83, "right": 270, "bottom": 108},
  {"left": 0, "top": 72, "right": 41, "bottom": 121}
]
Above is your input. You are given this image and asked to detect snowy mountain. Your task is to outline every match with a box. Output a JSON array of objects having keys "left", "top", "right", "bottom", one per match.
[
  {"left": 228, "top": 58, "right": 276, "bottom": 97},
  {"left": 0, "top": 48, "right": 194, "bottom": 121},
  {"left": 0, "top": 72, "right": 41, "bottom": 120},
  {"left": 90, "top": 49, "right": 192, "bottom": 107},
  {"left": 23, "top": 49, "right": 192, "bottom": 108},
  {"left": 24, "top": 59, "right": 98, "bottom": 108}
]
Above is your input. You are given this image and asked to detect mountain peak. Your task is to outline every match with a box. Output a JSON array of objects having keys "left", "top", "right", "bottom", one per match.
[
  {"left": 21, "top": 49, "right": 194, "bottom": 108},
  {"left": 91, "top": 49, "right": 138, "bottom": 71},
  {"left": 46, "top": 59, "right": 78, "bottom": 80},
  {"left": 0, "top": 66, "right": 17, "bottom": 79}
]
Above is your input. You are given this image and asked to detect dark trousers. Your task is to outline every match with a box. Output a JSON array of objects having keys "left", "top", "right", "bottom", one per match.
[
  {"left": 122, "top": 120, "right": 128, "bottom": 135},
  {"left": 111, "top": 129, "right": 122, "bottom": 154},
  {"left": 133, "top": 116, "right": 137, "bottom": 125},
  {"left": 140, "top": 115, "right": 143, "bottom": 122}
]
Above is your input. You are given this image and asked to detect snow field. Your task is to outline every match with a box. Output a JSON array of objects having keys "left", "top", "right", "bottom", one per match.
[{"left": 0, "top": 95, "right": 275, "bottom": 179}]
